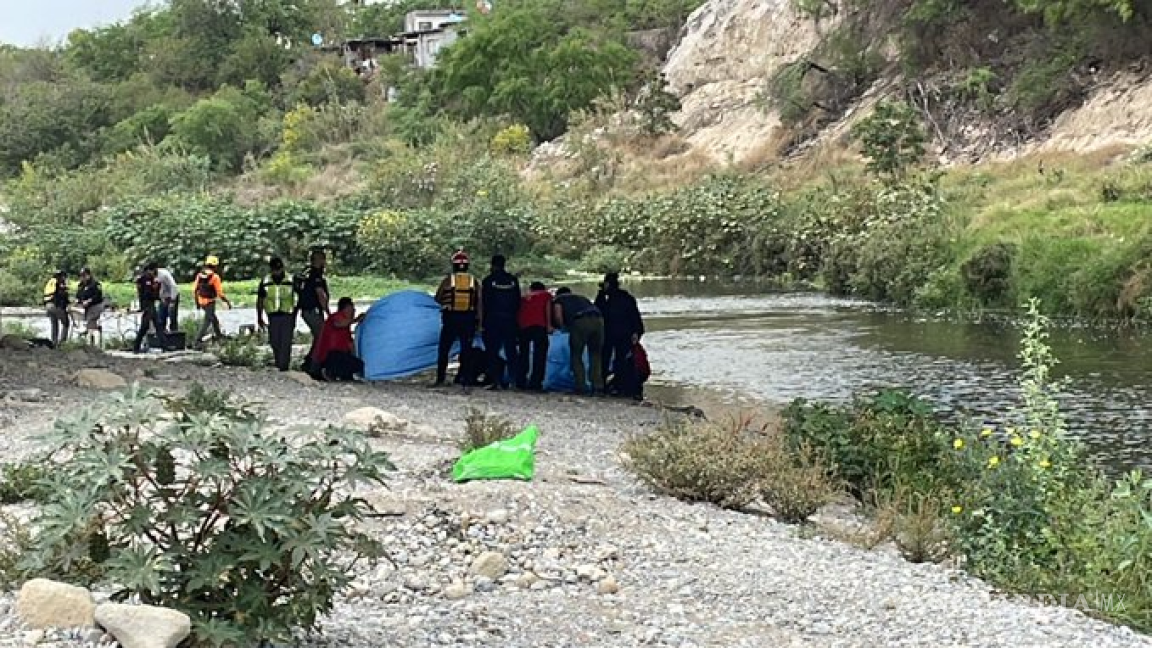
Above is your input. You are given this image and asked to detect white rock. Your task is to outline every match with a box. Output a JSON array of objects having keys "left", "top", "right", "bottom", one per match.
[
  {"left": 16, "top": 579, "right": 96, "bottom": 629},
  {"left": 344, "top": 407, "right": 408, "bottom": 432},
  {"left": 485, "top": 509, "right": 510, "bottom": 525},
  {"left": 473, "top": 576, "right": 496, "bottom": 593},
  {"left": 73, "top": 369, "right": 127, "bottom": 390},
  {"left": 468, "top": 551, "right": 509, "bottom": 579},
  {"left": 597, "top": 576, "right": 621, "bottom": 595},
  {"left": 443, "top": 580, "right": 470, "bottom": 600},
  {"left": 22, "top": 629, "right": 45, "bottom": 646},
  {"left": 285, "top": 371, "right": 315, "bottom": 386},
  {"left": 94, "top": 603, "right": 190, "bottom": 648},
  {"left": 515, "top": 573, "right": 539, "bottom": 589}
]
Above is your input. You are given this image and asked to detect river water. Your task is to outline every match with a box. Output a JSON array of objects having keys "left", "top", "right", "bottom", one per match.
[{"left": 7, "top": 279, "right": 1151, "bottom": 471}]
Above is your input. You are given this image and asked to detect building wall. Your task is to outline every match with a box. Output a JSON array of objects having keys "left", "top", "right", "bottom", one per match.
[
  {"left": 404, "top": 10, "right": 460, "bottom": 33},
  {"left": 412, "top": 29, "right": 459, "bottom": 69}
]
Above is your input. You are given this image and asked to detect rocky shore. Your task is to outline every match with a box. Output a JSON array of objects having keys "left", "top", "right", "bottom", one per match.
[{"left": 0, "top": 345, "right": 1148, "bottom": 647}]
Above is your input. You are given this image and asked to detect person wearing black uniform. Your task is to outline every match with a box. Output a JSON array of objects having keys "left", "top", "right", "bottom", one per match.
[
  {"left": 432, "top": 250, "right": 483, "bottom": 389},
  {"left": 257, "top": 257, "right": 297, "bottom": 371},
  {"left": 594, "top": 272, "right": 646, "bottom": 399},
  {"left": 133, "top": 263, "right": 167, "bottom": 354},
  {"left": 481, "top": 254, "right": 521, "bottom": 390},
  {"left": 296, "top": 250, "right": 330, "bottom": 370},
  {"left": 75, "top": 268, "right": 105, "bottom": 347}
]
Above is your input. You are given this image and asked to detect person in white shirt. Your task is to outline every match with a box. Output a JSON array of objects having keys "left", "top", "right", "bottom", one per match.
[{"left": 156, "top": 266, "right": 180, "bottom": 333}]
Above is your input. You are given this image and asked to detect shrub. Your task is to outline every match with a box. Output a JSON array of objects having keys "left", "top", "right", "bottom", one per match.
[
  {"left": 623, "top": 414, "right": 839, "bottom": 520},
  {"left": 851, "top": 101, "right": 927, "bottom": 181},
  {"left": 216, "top": 335, "right": 270, "bottom": 368},
  {"left": 580, "top": 245, "right": 631, "bottom": 274},
  {"left": 0, "top": 513, "right": 33, "bottom": 590},
  {"left": 25, "top": 385, "right": 393, "bottom": 646},
  {"left": 490, "top": 124, "right": 533, "bottom": 156},
  {"left": 961, "top": 243, "right": 1016, "bottom": 306},
  {"left": 0, "top": 460, "right": 49, "bottom": 504},
  {"left": 460, "top": 408, "right": 519, "bottom": 453}
]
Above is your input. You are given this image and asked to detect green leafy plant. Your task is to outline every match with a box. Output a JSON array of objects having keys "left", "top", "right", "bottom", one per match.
[
  {"left": 0, "top": 460, "right": 49, "bottom": 504},
  {"left": 490, "top": 124, "right": 533, "bottom": 156},
  {"left": 851, "top": 101, "right": 927, "bottom": 181},
  {"left": 25, "top": 384, "right": 394, "bottom": 646},
  {"left": 216, "top": 335, "right": 270, "bottom": 369}
]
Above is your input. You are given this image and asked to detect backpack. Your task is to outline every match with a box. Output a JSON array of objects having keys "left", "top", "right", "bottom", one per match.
[{"left": 196, "top": 272, "right": 218, "bottom": 300}]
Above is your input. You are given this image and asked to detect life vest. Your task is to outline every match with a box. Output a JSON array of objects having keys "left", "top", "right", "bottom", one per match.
[
  {"left": 43, "top": 277, "right": 67, "bottom": 307},
  {"left": 196, "top": 271, "right": 219, "bottom": 300},
  {"left": 446, "top": 273, "right": 477, "bottom": 312},
  {"left": 263, "top": 275, "right": 296, "bottom": 314}
]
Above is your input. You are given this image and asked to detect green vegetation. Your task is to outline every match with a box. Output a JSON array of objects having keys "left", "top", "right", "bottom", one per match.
[
  {"left": 23, "top": 384, "right": 394, "bottom": 646},
  {"left": 460, "top": 408, "right": 520, "bottom": 453}
]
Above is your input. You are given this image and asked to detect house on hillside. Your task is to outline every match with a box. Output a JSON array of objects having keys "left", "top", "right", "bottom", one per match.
[{"left": 333, "top": 9, "right": 466, "bottom": 73}]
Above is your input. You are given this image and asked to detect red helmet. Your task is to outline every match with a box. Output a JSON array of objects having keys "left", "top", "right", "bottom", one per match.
[{"left": 451, "top": 250, "right": 470, "bottom": 265}]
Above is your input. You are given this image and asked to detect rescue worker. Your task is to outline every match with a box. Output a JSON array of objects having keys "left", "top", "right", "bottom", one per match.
[
  {"left": 192, "top": 255, "right": 231, "bottom": 349},
  {"left": 257, "top": 257, "right": 297, "bottom": 371},
  {"left": 552, "top": 287, "right": 604, "bottom": 396},
  {"left": 42, "top": 270, "right": 70, "bottom": 348},
  {"left": 75, "top": 268, "right": 104, "bottom": 347},
  {"left": 481, "top": 254, "right": 520, "bottom": 390},
  {"left": 517, "top": 281, "right": 552, "bottom": 391},
  {"left": 433, "top": 250, "right": 483, "bottom": 389},
  {"left": 133, "top": 263, "right": 167, "bottom": 353},
  {"left": 296, "top": 250, "right": 330, "bottom": 370},
  {"left": 594, "top": 272, "right": 646, "bottom": 399}
]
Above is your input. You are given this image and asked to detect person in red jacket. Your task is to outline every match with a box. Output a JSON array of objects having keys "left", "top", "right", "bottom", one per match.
[
  {"left": 311, "top": 297, "right": 365, "bottom": 381},
  {"left": 516, "top": 281, "right": 553, "bottom": 390}
]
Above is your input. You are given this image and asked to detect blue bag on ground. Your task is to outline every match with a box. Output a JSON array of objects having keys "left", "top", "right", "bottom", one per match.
[
  {"left": 452, "top": 425, "right": 539, "bottom": 482},
  {"left": 356, "top": 290, "right": 445, "bottom": 381},
  {"left": 542, "top": 332, "right": 592, "bottom": 393}
]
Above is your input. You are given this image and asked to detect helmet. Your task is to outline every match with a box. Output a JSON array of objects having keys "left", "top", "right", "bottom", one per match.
[
  {"left": 451, "top": 250, "right": 470, "bottom": 265},
  {"left": 205, "top": 255, "right": 220, "bottom": 267}
]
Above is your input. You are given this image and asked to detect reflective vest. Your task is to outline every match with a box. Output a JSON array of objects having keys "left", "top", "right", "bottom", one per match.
[
  {"left": 43, "top": 277, "right": 67, "bottom": 307},
  {"left": 263, "top": 275, "right": 296, "bottom": 314},
  {"left": 447, "top": 273, "right": 477, "bottom": 312}
]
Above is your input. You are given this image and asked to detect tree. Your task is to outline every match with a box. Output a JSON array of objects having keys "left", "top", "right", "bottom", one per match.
[
  {"left": 850, "top": 100, "right": 927, "bottom": 181},
  {"left": 0, "top": 79, "right": 112, "bottom": 176},
  {"left": 167, "top": 84, "right": 271, "bottom": 172},
  {"left": 634, "top": 70, "right": 681, "bottom": 136},
  {"left": 288, "top": 61, "right": 366, "bottom": 107}
]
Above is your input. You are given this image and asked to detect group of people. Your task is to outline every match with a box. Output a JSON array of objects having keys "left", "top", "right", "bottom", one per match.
[
  {"left": 431, "top": 251, "right": 648, "bottom": 399},
  {"left": 39, "top": 248, "right": 650, "bottom": 398}
]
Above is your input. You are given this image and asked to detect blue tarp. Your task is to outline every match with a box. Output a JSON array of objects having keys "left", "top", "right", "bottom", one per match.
[
  {"left": 355, "top": 290, "right": 588, "bottom": 392},
  {"left": 542, "top": 332, "right": 592, "bottom": 393},
  {"left": 357, "top": 290, "right": 445, "bottom": 381}
]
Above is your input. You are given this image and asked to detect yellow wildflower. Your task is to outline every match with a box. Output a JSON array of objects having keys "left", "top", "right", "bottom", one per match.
[
  {"left": 988, "top": 456, "right": 1000, "bottom": 468},
  {"left": 1039, "top": 459, "right": 1051, "bottom": 469},
  {"left": 1029, "top": 430, "right": 1041, "bottom": 440},
  {"left": 476, "top": 189, "right": 489, "bottom": 197},
  {"left": 953, "top": 438, "right": 965, "bottom": 450},
  {"left": 1010, "top": 436, "right": 1024, "bottom": 447},
  {"left": 951, "top": 505, "right": 963, "bottom": 515},
  {"left": 980, "top": 428, "right": 993, "bottom": 438}
]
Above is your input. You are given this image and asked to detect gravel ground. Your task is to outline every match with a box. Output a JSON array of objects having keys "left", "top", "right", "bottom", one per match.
[{"left": 0, "top": 345, "right": 1149, "bottom": 647}]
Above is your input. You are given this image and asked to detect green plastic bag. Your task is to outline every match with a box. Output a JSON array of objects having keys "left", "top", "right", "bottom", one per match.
[{"left": 452, "top": 425, "right": 539, "bottom": 482}]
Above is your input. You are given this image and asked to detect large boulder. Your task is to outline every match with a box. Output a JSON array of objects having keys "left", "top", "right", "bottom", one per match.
[
  {"left": 95, "top": 603, "right": 191, "bottom": 648},
  {"left": 74, "top": 369, "right": 127, "bottom": 390},
  {"left": 16, "top": 579, "right": 97, "bottom": 629}
]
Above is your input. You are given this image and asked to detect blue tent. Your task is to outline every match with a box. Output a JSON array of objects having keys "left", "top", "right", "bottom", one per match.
[
  {"left": 542, "top": 332, "right": 592, "bottom": 393},
  {"left": 357, "top": 290, "right": 446, "bottom": 381}
]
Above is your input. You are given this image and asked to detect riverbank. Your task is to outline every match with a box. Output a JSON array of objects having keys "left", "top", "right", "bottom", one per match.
[{"left": 0, "top": 348, "right": 1148, "bottom": 647}]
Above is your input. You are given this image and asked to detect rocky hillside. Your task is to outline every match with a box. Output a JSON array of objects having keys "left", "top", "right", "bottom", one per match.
[{"left": 664, "top": 0, "right": 1152, "bottom": 165}]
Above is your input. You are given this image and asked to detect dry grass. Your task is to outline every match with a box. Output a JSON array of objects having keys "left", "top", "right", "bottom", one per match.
[{"left": 460, "top": 408, "right": 519, "bottom": 453}]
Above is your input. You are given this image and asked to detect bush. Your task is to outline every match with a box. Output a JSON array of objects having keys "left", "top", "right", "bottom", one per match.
[
  {"left": 851, "top": 101, "right": 927, "bottom": 181},
  {"left": 961, "top": 243, "right": 1016, "bottom": 306},
  {"left": 0, "top": 460, "right": 49, "bottom": 504},
  {"left": 216, "top": 335, "right": 270, "bottom": 368},
  {"left": 460, "top": 408, "right": 519, "bottom": 453},
  {"left": 580, "top": 245, "right": 631, "bottom": 274},
  {"left": 623, "top": 414, "right": 839, "bottom": 521},
  {"left": 25, "top": 385, "right": 393, "bottom": 646},
  {"left": 490, "top": 124, "right": 533, "bottom": 156}
]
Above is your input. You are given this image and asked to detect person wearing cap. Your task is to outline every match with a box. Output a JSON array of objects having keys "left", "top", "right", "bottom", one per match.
[
  {"left": 257, "top": 257, "right": 297, "bottom": 371},
  {"left": 517, "top": 280, "right": 553, "bottom": 391},
  {"left": 75, "top": 268, "right": 105, "bottom": 347},
  {"left": 552, "top": 287, "right": 604, "bottom": 396},
  {"left": 42, "top": 270, "right": 70, "bottom": 348},
  {"left": 192, "top": 255, "right": 231, "bottom": 349},
  {"left": 595, "top": 272, "right": 646, "bottom": 399},
  {"left": 433, "top": 250, "right": 483, "bottom": 388},
  {"left": 481, "top": 254, "right": 521, "bottom": 390},
  {"left": 133, "top": 263, "right": 167, "bottom": 353}
]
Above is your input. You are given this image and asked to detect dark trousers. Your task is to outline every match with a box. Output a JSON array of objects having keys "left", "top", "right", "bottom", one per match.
[
  {"left": 484, "top": 319, "right": 519, "bottom": 388},
  {"left": 569, "top": 316, "right": 605, "bottom": 393},
  {"left": 437, "top": 311, "right": 477, "bottom": 384},
  {"left": 194, "top": 301, "right": 222, "bottom": 346},
  {"left": 604, "top": 336, "right": 639, "bottom": 397},
  {"left": 134, "top": 305, "right": 166, "bottom": 353},
  {"left": 517, "top": 326, "right": 549, "bottom": 389},
  {"left": 300, "top": 308, "right": 325, "bottom": 370},
  {"left": 323, "top": 351, "right": 363, "bottom": 381},
  {"left": 159, "top": 297, "right": 179, "bottom": 333},
  {"left": 267, "top": 313, "right": 296, "bottom": 371}
]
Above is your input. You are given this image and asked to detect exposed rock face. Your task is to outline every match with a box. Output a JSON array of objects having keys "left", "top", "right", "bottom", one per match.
[{"left": 662, "top": 0, "right": 833, "bottom": 164}]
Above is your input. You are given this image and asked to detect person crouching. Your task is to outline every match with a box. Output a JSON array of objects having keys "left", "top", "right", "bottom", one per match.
[{"left": 310, "top": 297, "right": 364, "bottom": 381}]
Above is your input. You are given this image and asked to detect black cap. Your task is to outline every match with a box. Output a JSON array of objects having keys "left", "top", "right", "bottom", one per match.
[
  {"left": 270, "top": 256, "right": 284, "bottom": 269},
  {"left": 529, "top": 281, "right": 546, "bottom": 291},
  {"left": 555, "top": 287, "right": 571, "bottom": 295}
]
